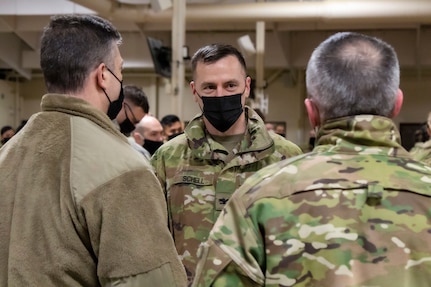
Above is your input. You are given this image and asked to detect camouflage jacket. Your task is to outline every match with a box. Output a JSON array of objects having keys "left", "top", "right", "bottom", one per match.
[
  {"left": 193, "top": 115, "right": 431, "bottom": 287},
  {"left": 410, "top": 139, "right": 431, "bottom": 165},
  {"left": 151, "top": 106, "right": 302, "bottom": 284}
]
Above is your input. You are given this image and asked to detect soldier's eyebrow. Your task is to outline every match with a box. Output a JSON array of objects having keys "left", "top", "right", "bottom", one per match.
[
  {"left": 199, "top": 81, "right": 216, "bottom": 88},
  {"left": 200, "top": 79, "right": 240, "bottom": 89}
]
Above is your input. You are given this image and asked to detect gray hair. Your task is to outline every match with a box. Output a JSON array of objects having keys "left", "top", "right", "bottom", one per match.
[{"left": 306, "top": 32, "right": 400, "bottom": 121}]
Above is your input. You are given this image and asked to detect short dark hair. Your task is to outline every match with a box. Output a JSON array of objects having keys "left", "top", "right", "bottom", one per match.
[
  {"left": 124, "top": 85, "right": 150, "bottom": 113},
  {"left": 40, "top": 14, "right": 122, "bottom": 94},
  {"left": 1, "top": 126, "right": 14, "bottom": 136},
  {"left": 160, "top": 114, "right": 181, "bottom": 127},
  {"left": 191, "top": 43, "right": 247, "bottom": 79}
]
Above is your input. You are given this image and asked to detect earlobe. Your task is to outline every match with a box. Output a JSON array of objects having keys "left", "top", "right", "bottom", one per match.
[
  {"left": 390, "top": 89, "right": 403, "bottom": 118},
  {"left": 304, "top": 98, "right": 320, "bottom": 128}
]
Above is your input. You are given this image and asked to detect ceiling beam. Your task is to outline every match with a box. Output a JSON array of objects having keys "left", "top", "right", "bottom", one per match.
[{"left": 70, "top": 0, "right": 431, "bottom": 25}]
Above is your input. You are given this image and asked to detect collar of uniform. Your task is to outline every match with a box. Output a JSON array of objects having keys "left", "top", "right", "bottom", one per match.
[
  {"left": 313, "top": 115, "right": 410, "bottom": 158},
  {"left": 413, "top": 139, "right": 431, "bottom": 150},
  {"left": 41, "top": 93, "right": 127, "bottom": 143},
  {"left": 184, "top": 106, "right": 275, "bottom": 161}
]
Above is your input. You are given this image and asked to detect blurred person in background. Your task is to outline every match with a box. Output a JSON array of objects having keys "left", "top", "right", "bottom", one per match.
[
  {"left": 410, "top": 112, "right": 431, "bottom": 165},
  {"left": 161, "top": 114, "right": 184, "bottom": 141},
  {"left": 115, "top": 85, "right": 149, "bottom": 136},
  {"left": 0, "top": 125, "right": 15, "bottom": 146},
  {"left": 140, "top": 115, "right": 164, "bottom": 155}
]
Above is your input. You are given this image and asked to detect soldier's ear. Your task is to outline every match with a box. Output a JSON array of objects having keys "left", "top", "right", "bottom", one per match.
[
  {"left": 390, "top": 89, "right": 403, "bottom": 118},
  {"left": 304, "top": 98, "right": 320, "bottom": 128},
  {"left": 190, "top": 81, "right": 199, "bottom": 103}
]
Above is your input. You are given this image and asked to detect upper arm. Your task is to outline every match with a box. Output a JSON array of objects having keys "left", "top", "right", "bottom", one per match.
[
  {"left": 193, "top": 195, "right": 265, "bottom": 286},
  {"left": 81, "top": 168, "right": 183, "bottom": 285},
  {"left": 151, "top": 150, "right": 167, "bottom": 192}
]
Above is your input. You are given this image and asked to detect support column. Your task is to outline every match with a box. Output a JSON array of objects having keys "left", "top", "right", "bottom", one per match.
[
  {"left": 171, "top": 0, "right": 186, "bottom": 119},
  {"left": 255, "top": 20, "right": 266, "bottom": 112}
]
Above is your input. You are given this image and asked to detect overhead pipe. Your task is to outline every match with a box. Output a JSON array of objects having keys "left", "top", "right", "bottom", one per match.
[{"left": 71, "top": 0, "right": 431, "bottom": 24}]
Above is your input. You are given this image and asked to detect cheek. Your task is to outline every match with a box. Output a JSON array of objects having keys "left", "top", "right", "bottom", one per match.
[{"left": 118, "top": 110, "right": 127, "bottom": 122}]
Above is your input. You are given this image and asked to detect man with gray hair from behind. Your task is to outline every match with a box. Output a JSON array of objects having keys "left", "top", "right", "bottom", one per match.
[{"left": 193, "top": 32, "right": 431, "bottom": 287}]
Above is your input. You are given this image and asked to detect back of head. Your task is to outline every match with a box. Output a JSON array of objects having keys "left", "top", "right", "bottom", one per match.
[
  {"left": 40, "top": 14, "right": 122, "bottom": 94},
  {"left": 306, "top": 32, "right": 400, "bottom": 121},
  {"left": 190, "top": 43, "right": 247, "bottom": 79},
  {"left": 160, "top": 114, "right": 180, "bottom": 128},
  {"left": 124, "top": 85, "right": 150, "bottom": 113}
]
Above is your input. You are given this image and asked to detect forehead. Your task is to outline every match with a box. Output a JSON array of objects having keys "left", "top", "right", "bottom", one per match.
[
  {"left": 129, "top": 105, "right": 146, "bottom": 122},
  {"left": 165, "top": 121, "right": 182, "bottom": 130},
  {"left": 194, "top": 55, "right": 245, "bottom": 83},
  {"left": 2, "top": 129, "right": 14, "bottom": 137},
  {"left": 145, "top": 121, "right": 163, "bottom": 132}
]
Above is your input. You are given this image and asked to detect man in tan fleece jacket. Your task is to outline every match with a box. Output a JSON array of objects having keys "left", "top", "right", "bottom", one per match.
[{"left": 0, "top": 14, "right": 186, "bottom": 287}]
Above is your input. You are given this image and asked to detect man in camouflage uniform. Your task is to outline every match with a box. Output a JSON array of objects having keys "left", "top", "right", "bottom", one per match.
[
  {"left": 410, "top": 112, "right": 431, "bottom": 165},
  {"left": 193, "top": 32, "right": 431, "bottom": 287},
  {"left": 151, "top": 43, "right": 302, "bottom": 285}
]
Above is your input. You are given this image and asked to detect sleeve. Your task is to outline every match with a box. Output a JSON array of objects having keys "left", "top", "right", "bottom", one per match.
[
  {"left": 150, "top": 148, "right": 173, "bottom": 231},
  {"left": 80, "top": 168, "right": 186, "bottom": 287},
  {"left": 272, "top": 132, "right": 304, "bottom": 157},
  {"left": 150, "top": 149, "right": 168, "bottom": 194},
  {"left": 192, "top": 193, "right": 265, "bottom": 287}
]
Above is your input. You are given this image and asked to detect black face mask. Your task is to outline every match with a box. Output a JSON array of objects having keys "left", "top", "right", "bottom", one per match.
[
  {"left": 167, "top": 132, "right": 183, "bottom": 141},
  {"left": 104, "top": 67, "right": 124, "bottom": 120},
  {"left": 143, "top": 139, "right": 164, "bottom": 155},
  {"left": 119, "top": 117, "right": 135, "bottom": 135},
  {"left": 199, "top": 92, "right": 243, "bottom": 132}
]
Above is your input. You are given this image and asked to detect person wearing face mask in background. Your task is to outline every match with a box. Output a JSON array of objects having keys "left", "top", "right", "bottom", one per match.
[
  {"left": 138, "top": 115, "right": 165, "bottom": 156},
  {"left": 160, "top": 114, "right": 184, "bottom": 142},
  {"left": 0, "top": 14, "right": 186, "bottom": 287},
  {"left": 114, "top": 85, "right": 149, "bottom": 136},
  {"left": 274, "top": 123, "right": 287, "bottom": 138},
  {"left": 151, "top": 43, "right": 302, "bottom": 285},
  {"left": 0, "top": 126, "right": 15, "bottom": 147},
  {"left": 113, "top": 85, "right": 154, "bottom": 161},
  {"left": 131, "top": 115, "right": 163, "bottom": 161}
]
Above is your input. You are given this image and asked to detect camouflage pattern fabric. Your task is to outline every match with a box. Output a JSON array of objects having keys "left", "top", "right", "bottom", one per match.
[
  {"left": 410, "top": 139, "right": 431, "bottom": 165},
  {"left": 151, "top": 106, "right": 302, "bottom": 285},
  {"left": 193, "top": 115, "right": 431, "bottom": 287}
]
